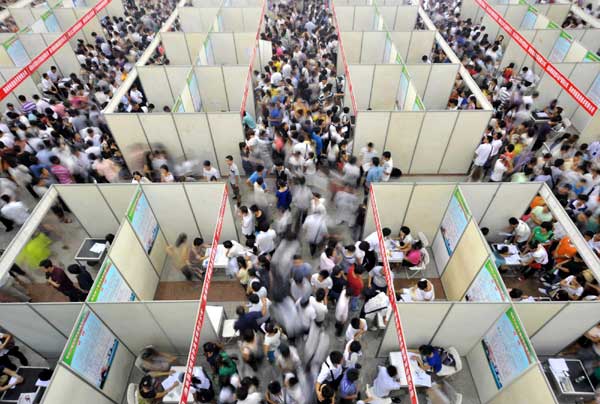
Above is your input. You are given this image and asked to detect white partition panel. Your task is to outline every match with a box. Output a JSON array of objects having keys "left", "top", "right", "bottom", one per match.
[
  {"left": 185, "top": 183, "right": 237, "bottom": 242},
  {"left": 185, "top": 33, "right": 205, "bottom": 65},
  {"left": 347, "top": 65, "right": 374, "bottom": 110},
  {"left": 222, "top": 65, "right": 247, "bottom": 111},
  {"left": 440, "top": 110, "right": 492, "bottom": 173},
  {"left": 233, "top": 32, "right": 256, "bottom": 65},
  {"left": 531, "top": 302, "right": 600, "bottom": 355},
  {"left": 396, "top": 303, "right": 452, "bottom": 348},
  {"left": 32, "top": 303, "right": 82, "bottom": 337},
  {"left": 165, "top": 66, "right": 191, "bottom": 103},
  {"left": 57, "top": 184, "right": 119, "bottom": 237},
  {"left": 422, "top": 64, "right": 458, "bottom": 110},
  {"left": 42, "top": 365, "right": 114, "bottom": 404},
  {"left": 141, "top": 184, "right": 199, "bottom": 244},
  {"left": 132, "top": 68, "right": 176, "bottom": 110},
  {"left": 146, "top": 301, "right": 198, "bottom": 354},
  {"left": 393, "top": 6, "right": 418, "bottom": 30},
  {"left": 536, "top": 63, "right": 575, "bottom": 109},
  {"left": 404, "top": 64, "right": 429, "bottom": 99},
  {"left": 138, "top": 114, "right": 185, "bottom": 161},
  {"left": 19, "top": 34, "right": 54, "bottom": 74},
  {"left": 385, "top": 112, "right": 423, "bottom": 173},
  {"left": 513, "top": 302, "right": 565, "bottom": 337},
  {"left": 109, "top": 221, "right": 159, "bottom": 300},
  {"left": 105, "top": 114, "right": 150, "bottom": 174},
  {"left": 390, "top": 31, "right": 410, "bottom": 61},
  {"left": 371, "top": 65, "right": 401, "bottom": 109},
  {"left": 242, "top": 8, "right": 261, "bottom": 31},
  {"left": 354, "top": 112, "right": 389, "bottom": 155},
  {"left": 206, "top": 113, "right": 244, "bottom": 174},
  {"left": 488, "top": 365, "right": 557, "bottom": 404},
  {"left": 0, "top": 304, "right": 66, "bottom": 358},
  {"left": 101, "top": 337, "right": 134, "bottom": 402},
  {"left": 353, "top": 7, "right": 375, "bottom": 30},
  {"left": 195, "top": 66, "right": 227, "bottom": 112},
  {"left": 173, "top": 113, "right": 218, "bottom": 165},
  {"left": 504, "top": 4, "right": 527, "bottom": 27},
  {"left": 74, "top": 10, "right": 103, "bottom": 43},
  {"left": 367, "top": 183, "right": 413, "bottom": 235},
  {"left": 221, "top": 8, "right": 243, "bottom": 31},
  {"left": 406, "top": 30, "right": 435, "bottom": 63},
  {"left": 43, "top": 33, "right": 80, "bottom": 75},
  {"left": 579, "top": 29, "right": 600, "bottom": 53},
  {"left": 361, "top": 32, "right": 386, "bottom": 63},
  {"left": 211, "top": 33, "right": 237, "bottom": 65},
  {"left": 502, "top": 30, "right": 536, "bottom": 72},
  {"left": 410, "top": 112, "right": 456, "bottom": 174},
  {"left": 162, "top": 32, "right": 192, "bottom": 65},
  {"left": 9, "top": 7, "right": 35, "bottom": 27},
  {"left": 149, "top": 233, "right": 167, "bottom": 277},
  {"left": 432, "top": 303, "right": 507, "bottom": 355},
  {"left": 335, "top": 7, "right": 355, "bottom": 31},
  {"left": 0, "top": 68, "right": 41, "bottom": 100},
  {"left": 468, "top": 341, "right": 505, "bottom": 403},
  {"left": 340, "top": 32, "right": 362, "bottom": 63},
  {"left": 480, "top": 182, "right": 541, "bottom": 243},
  {"left": 560, "top": 63, "right": 600, "bottom": 126},
  {"left": 97, "top": 184, "right": 138, "bottom": 220},
  {"left": 458, "top": 183, "right": 499, "bottom": 223},
  {"left": 403, "top": 183, "right": 454, "bottom": 241},
  {"left": 91, "top": 302, "right": 174, "bottom": 353}
]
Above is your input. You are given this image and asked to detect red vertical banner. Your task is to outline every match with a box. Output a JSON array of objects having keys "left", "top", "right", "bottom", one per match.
[
  {"left": 178, "top": 185, "right": 229, "bottom": 404},
  {"left": 369, "top": 185, "right": 419, "bottom": 404},
  {"left": 474, "top": 0, "right": 597, "bottom": 116}
]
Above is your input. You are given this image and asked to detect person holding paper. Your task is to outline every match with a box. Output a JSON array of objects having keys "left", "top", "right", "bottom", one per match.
[
  {"left": 0, "top": 365, "right": 23, "bottom": 392},
  {"left": 138, "top": 372, "right": 178, "bottom": 404}
]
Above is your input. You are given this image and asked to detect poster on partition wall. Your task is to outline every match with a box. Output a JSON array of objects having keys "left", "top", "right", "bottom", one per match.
[
  {"left": 127, "top": 189, "right": 159, "bottom": 254},
  {"left": 465, "top": 259, "right": 508, "bottom": 302},
  {"left": 62, "top": 309, "right": 119, "bottom": 389},
  {"left": 87, "top": 258, "right": 136, "bottom": 303},
  {"left": 481, "top": 308, "right": 535, "bottom": 389},
  {"left": 440, "top": 188, "right": 470, "bottom": 256}
]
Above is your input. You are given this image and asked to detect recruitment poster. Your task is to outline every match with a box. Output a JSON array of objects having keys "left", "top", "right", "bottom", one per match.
[
  {"left": 62, "top": 309, "right": 119, "bottom": 389},
  {"left": 465, "top": 259, "right": 508, "bottom": 302},
  {"left": 87, "top": 258, "right": 136, "bottom": 303},
  {"left": 587, "top": 74, "right": 600, "bottom": 107},
  {"left": 396, "top": 66, "right": 409, "bottom": 110},
  {"left": 188, "top": 71, "right": 202, "bottom": 112},
  {"left": 3, "top": 36, "right": 30, "bottom": 67},
  {"left": 583, "top": 52, "right": 600, "bottom": 63},
  {"left": 548, "top": 31, "right": 572, "bottom": 63},
  {"left": 482, "top": 308, "right": 535, "bottom": 389},
  {"left": 440, "top": 188, "right": 470, "bottom": 256},
  {"left": 127, "top": 189, "right": 159, "bottom": 254},
  {"left": 42, "top": 10, "right": 61, "bottom": 32},
  {"left": 520, "top": 7, "right": 537, "bottom": 29}
]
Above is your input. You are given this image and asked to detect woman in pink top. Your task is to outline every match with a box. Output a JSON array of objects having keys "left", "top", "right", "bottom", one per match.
[
  {"left": 49, "top": 156, "right": 74, "bottom": 184},
  {"left": 402, "top": 241, "right": 423, "bottom": 267}
]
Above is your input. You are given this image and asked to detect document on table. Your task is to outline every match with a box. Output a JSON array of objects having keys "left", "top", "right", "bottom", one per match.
[
  {"left": 408, "top": 355, "right": 432, "bottom": 387},
  {"left": 8, "top": 376, "right": 17, "bottom": 388},
  {"left": 161, "top": 372, "right": 182, "bottom": 390},
  {"left": 90, "top": 243, "right": 107, "bottom": 254},
  {"left": 549, "top": 358, "right": 569, "bottom": 373},
  {"left": 35, "top": 378, "right": 50, "bottom": 387}
]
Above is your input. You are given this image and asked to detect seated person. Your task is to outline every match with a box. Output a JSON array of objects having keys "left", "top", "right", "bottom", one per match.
[
  {"left": 530, "top": 204, "right": 553, "bottom": 225},
  {"left": 553, "top": 236, "right": 578, "bottom": 265},
  {"left": 401, "top": 241, "right": 423, "bottom": 268},
  {"left": 138, "top": 373, "right": 179, "bottom": 404},
  {"left": 0, "top": 365, "right": 23, "bottom": 392},
  {"left": 372, "top": 365, "right": 402, "bottom": 398},
  {"left": 508, "top": 288, "right": 536, "bottom": 302},
  {"left": 539, "top": 274, "right": 585, "bottom": 300},
  {"left": 395, "top": 226, "right": 414, "bottom": 253},
  {"left": 417, "top": 345, "right": 443, "bottom": 374},
  {"left": 402, "top": 278, "right": 435, "bottom": 301},
  {"left": 521, "top": 240, "right": 549, "bottom": 279},
  {"left": 135, "top": 346, "right": 177, "bottom": 373},
  {"left": 493, "top": 246, "right": 512, "bottom": 272},
  {"left": 508, "top": 217, "right": 531, "bottom": 248}
]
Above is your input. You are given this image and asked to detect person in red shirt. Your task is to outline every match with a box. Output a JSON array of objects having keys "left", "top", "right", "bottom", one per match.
[
  {"left": 347, "top": 264, "right": 365, "bottom": 312},
  {"left": 39, "top": 259, "right": 86, "bottom": 302}
]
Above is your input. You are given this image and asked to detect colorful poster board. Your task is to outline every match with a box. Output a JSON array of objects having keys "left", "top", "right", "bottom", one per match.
[
  {"left": 482, "top": 308, "right": 535, "bottom": 389},
  {"left": 62, "top": 309, "right": 119, "bottom": 389},
  {"left": 127, "top": 189, "right": 159, "bottom": 254},
  {"left": 584, "top": 51, "right": 600, "bottom": 63},
  {"left": 440, "top": 188, "right": 470, "bottom": 256},
  {"left": 521, "top": 7, "right": 537, "bottom": 29},
  {"left": 465, "top": 259, "right": 508, "bottom": 302},
  {"left": 383, "top": 34, "right": 391, "bottom": 63},
  {"left": 42, "top": 11, "right": 61, "bottom": 32},
  {"left": 548, "top": 31, "right": 572, "bottom": 63},
  {"left": 87, "top": 258, "right": 136, "bottom": 303},
  {"left": 588, "top": 74, "right": 600, "bottom": 106},
  {"left": 3, "top": 36, "right": 30, "bottom": 67},
  {"left": 396, "top": 67, "right": 409, "bottom": 110},
  {"left": 413, "top": 96, "right": 424, "bottom": 111},
  {"left": 188, "top": 71, "right": 202, "bottom": 112}
]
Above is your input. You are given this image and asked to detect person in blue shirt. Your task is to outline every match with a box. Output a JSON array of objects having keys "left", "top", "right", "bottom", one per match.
[
  {"left": 275, "top": 180, "right": 292, "bottom": 212},
  {"left": 418, "top": 345, "right": 443, "bottom": 374},
  {"left": 339, "top": 368, "right": 360, "bottom": 403},
  {"left": 242, "top": 111, "right": 256, "bottom": 130},
  {"left": 310, "top": 129, "right": 323, "bottom": 156},
  {"left": 365, "top": 157, "right": 384, "bottom": 188},
  {"left": 246, "top": 164, "right": 266, "bottom": 186}
]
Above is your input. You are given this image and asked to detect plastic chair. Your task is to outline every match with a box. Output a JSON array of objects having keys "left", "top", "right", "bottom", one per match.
[
  {"left": 126, "top": 383, "right": 138, "bottom": 404},
  {"left": 407, "top": 248, "right": 430, "bottom": 278},
  {"left": 221, "top": 318, "right": 239, "bottom": 343},
  {"left": 418, "top": 231, "right": 430, "bottom": 248},
  {"left": 437, "top": 347, "right": 463, "bottom": 378}
]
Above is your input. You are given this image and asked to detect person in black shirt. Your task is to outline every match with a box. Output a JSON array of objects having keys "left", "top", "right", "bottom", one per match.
[
  {"left": 67, "top": 264, "right": 94, "bottom": 293},
  {"left": 138, "top": 373, "right": 178, "bottom": 404},
  {"left": 233, "top": 306, "right": 263, "bottom": 333}
]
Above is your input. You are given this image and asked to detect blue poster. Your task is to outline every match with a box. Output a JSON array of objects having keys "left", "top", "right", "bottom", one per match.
[
  {"left": 397, "top": 68, "right": 409, "bottom": 110},
  {"left": 3, "top": 36, "right": 30, "bottom": 67},
  {"left": 465, "top": 260, "right": 508, "bottom": 302},
  {"left": 63, "top": 309, "right": 119, "bottom": 389},
  {"left": 127, "top": 190, "right": 159, "bottom": 254},
  {"left": 440, "top": 189, "right": 470, "bottom": 256},
  {"left": 188, "top": 71, "right": 202, "bottom": 112},
  {"left": 548, "top": 32, "right": 572, "bottom": 63},
  {"left": 521, "top": 9, "right": 537, "bottom": 29},
  {"left": 88, "top": 258, "right": 136, "bottom": 303},
  {"left": 43, "top": 12, "right": 61, "bottom": 32}
]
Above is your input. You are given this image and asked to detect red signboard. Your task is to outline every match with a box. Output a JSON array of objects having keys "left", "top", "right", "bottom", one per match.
[
  {"left": 178, "top": 185, "right": 228, "bottom": 404},
  {"left": 369, "top": 185, "right": 419, "bottom": 404},
  {"left": 0, "top": 0, "right": 113, "bottom": 101},
  {"left": 475, "top": 0, "right": 597, "bottom": 116}
]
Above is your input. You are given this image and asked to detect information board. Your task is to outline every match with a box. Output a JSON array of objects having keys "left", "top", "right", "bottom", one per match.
[
  {"left": 465, "top": 259, "right": 507, "bottom": 302},
  {"left": 521, "top": 7, "right": 537, "bottom": 29},
  {"left": 413, "top": 96, "right": 424, "bottom": 111},
  {"left": 127, "top": 189, "right": 159, "bottom": 254},
  {"left": 188, "top": 71, "right": 202, "bottom": 112},
  {"left": 440, "top": 188, "right": 470, "bottom": 256},
  {"left": 62, "top": 309, "right": 119, "bottom": 389},
  {"left": 584, "top": 51, "right": 600, "bottom": 63},
  {"left": 205, "top": 38, "right": 215, "bottom": 65},
  {"left": 87, "top": 258, "right": 136, "bottom": 303},
  {"left": 548, "top": 31, "right": 572, "bottom": 63},
  {"left": 3, "top": 36, "right": 30, "bottom": 67},
  {"left": 42, "top": 11, "right": 61, "bottom": 32},
  {"left": 383, "top": 35, "right": 391, "bottom": 63},
  {"left": 396, "top": 67, "right": 409, "bottom": 110},
  {"left": 588, "top": 74, "right": 600, "bottom": 106},
  {"left": 482, "top": 308, "right": 535, "bottom": 389}
]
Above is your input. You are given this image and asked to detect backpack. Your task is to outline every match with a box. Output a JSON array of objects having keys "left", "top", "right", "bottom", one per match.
[
  {"left": 390, "top": 168, "right": 402, "bottom": 178},
  {"left": 436, "top": 347, "right": 456, "bottom": 368}
]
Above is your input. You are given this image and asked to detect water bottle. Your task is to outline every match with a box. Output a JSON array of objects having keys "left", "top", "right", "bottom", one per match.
[{"left": 575, "top": 375, "right": 586, "bottom": 384}]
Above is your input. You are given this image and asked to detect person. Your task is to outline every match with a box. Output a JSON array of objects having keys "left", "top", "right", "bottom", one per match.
[
  {"left": 240, "top": 328, "right": 262, "bottom": 372},
  {"left": 275, "top": 181, "right": 292, "bottom": 212},
  {"left": 275, "top": 343, "right": 301, "bottom": 373},
  {"left": 402, "top": 240, "right": 423, "bottom": 268},
  {"left": 234, "top": 305, "right": 263, "bottom": 333},
  {"left": 202, "top": 160, "right": 220, "bottom": 181},
  {"left": 417, "top": 345, "right": 443, "bottom": 374},
  {"left": 159, "top": 164, "right": 175, "bottom": 182},
  {"left": 302, "top": 210, "right": 328, "bottom": 257},
  {"left": 343, "top": 340, "right": 362, "bottom": 369},
  {"left": 347, "top": 264, "right": 365, "bottom": 311},
  {"left": 40, "top": 259, "right": 86, "bottom": 301},
  {"left": 346, "top": 317, "right": 368, "bottom": 341},
  {"left": 372, "top": 365, "right": 402, "bottom": 398},
  {"left": 265, "top": 380, "right": 285, "bottom": 404},
  {"left": 381, "top": 151, "right": 394, "bottom": 182},
  {"left": 138, "top": 372, "right": 179, "bottom": 404},
  {"left": 368, "top": 265, "right": 388, "bottom": 293},
  {"left": 0, "top": 195, "right": 29, "bottom": 227},
  {"left": 225, "top": 155, "right": 241, "bottom": 200},
  {"left": 339, "top": 367, "right": 361, "bottom": 404},
  {"left": 470, "top": 135, "right": 493, "bottom": 181},
  {"left": 263, "top": 322, "right": 283, "bottom": 363},
  {"left": 166, "top": 233, "right": 197, "bottom": 281},
  {"left": 67, "top": 264, "right": 94, "bottom": 293},
  {"left": 0, "top": 365, "right": 23, "bottom": 392},
  {"left": 315, "top": 351, "right": 344, "bottom": 400},
  {"left": 404, "top": 278, "right": 435, "bottom": 301},
  {"left": 191, "top": 367, "right": 215, "bottom": 403},
  {"left": 508, "top": 217, "right": 531, "bottom": 247},
  {"left": 0, "top": 332, "right": 28, "bottom": 369},
  {"left": 135, "top": 346, "right": 176, "bottom": 373}
]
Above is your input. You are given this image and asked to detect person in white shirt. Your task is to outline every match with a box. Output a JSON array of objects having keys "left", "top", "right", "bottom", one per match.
[
  {"left": 223, "top": 240, "right": 246, "bottom": 258},
  {"left": 310, "top": 289, "right": 328, "bottom": 326},
  {"left": 131, "top": 171, "right": 151, "bottom": 184},
  {"left": 403, "top": 278, "right": 435, "bottom": 301},
  {"left": 315, "top": 351, "right": 344, "bottom": 401},
  {"left": 319, "top": 247, "right": 337, "bottom": 273},
  {"left": 381, "top": 151, "right": 394, "bottom": 182},
  {"left": 508, "top": 217, "right": 531, "bottom": 246},
  {"left": 522, "top": 240, "right": 549, "bottom": 279},
  {"left": 490, "top": 155, "right": 510, "bottom": 182},
  {"left": 256, "top": 225, "right": 277, "bottom": 255},
  {"left": 296, "top": 296, "right": 316, "bottom": 333},
  {"left": 372, "top": 365, "right": 402, "bottom": 398},
  {"left": 359, "top": 142, "right": 378, "bottom": 173},
  {"left": 311, "top": 270, "right": 333, "bottom": 293},
  {"left": 202, "top": 160, "right": 220, "bottom": 181},
  {"left": 0, "top": 196, "right": 29, "bottom": 226},
  {"left": 239, "top": 206, "right": 255, "bottom": 240},
  {"left": 345, "top": 317, "right": 368, "bottom": 341},
  {"left": 343, "top": 340, "right": 362, "bottom": 368},
  {"left": 471, "top": 135, "right": 493, "bottom": 181}
]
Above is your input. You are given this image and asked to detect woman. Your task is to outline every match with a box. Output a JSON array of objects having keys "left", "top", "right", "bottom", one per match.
[
  {"left": 159, "top": 164, "right": 174, "bottom": 182},
  {"left": 236, "top": 256, "right": 252, "bottom": 290},
  {"left": 240, "top": 329, "right": 261, "bottom": 372},
  {"left": 166, "top": 233, "right": 195, "bottom": 281},
  {"left": 135, "top": 346, "right": 176, "bottom": 373},
  {"left": 402, "top": 240, "right": 423, "bottom": 267},
  {"left": 263, "top": 322, "right": 283, "bottom": 364},
  {"left": 137, "top": 373, "right": 178, "bottom": 404},
  {"left": 265, "top": 380, "right": 285, "bottom": 404}
]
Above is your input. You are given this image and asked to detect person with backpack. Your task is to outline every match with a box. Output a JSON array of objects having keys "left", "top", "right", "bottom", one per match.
[{"left": 315, "top": 351, "right": 344, "bottom": 401}]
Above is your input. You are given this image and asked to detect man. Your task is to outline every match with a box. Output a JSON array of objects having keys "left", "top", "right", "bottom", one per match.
[
  {"left": 0, "top": 195, "right": 28, "bottom": 227},
  {"left": 508, "top": 217, "right": 531, "bottom": 247},
  {"left": 233, "top": 305, "right": 262, "bottom": 333},
  {"left": 470, "top": 135, "right": 492, "bottom": 181},
  {"left": 202, "top": 160, "right": 220, "bottom": 181},
  {"left": 315, "top": 351, "right": 344, "bottom": 401},
  {"left": 302, "top": 210, "right": 328, "bottom": 257},
  {"left": 372, "top": 365, "right": 402, "bottom": 398},
  {"left": 256, "top": 224, "right": 277, "bottom": 255},
  {"left": 40, "top": 259, "right": 86, "bottom": 302},
  {"left": 359, "top": 142, "right": 378, "bottom": 175},
  {"left": 365, "top": 157, "right": 384, "bottom": 188},
  {"left": 291, "top": 255, "right": 312, "bottom": 281},
  {"left": 381, "top": 151, "right": 394, "bottom": 182},
  {"left": 246, "top": 164, "right": 266, "bottom": 187},
  {"left": 225, "top": 155, "right": 240, "bottom": 200}
]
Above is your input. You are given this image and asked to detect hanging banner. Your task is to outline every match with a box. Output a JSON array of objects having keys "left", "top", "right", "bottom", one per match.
[
  {"left": 474, "top": 0, "right": 597, "bottom": 116},
  {"left": 0, "top": 0, "right": 112, "bottom": 100}
]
